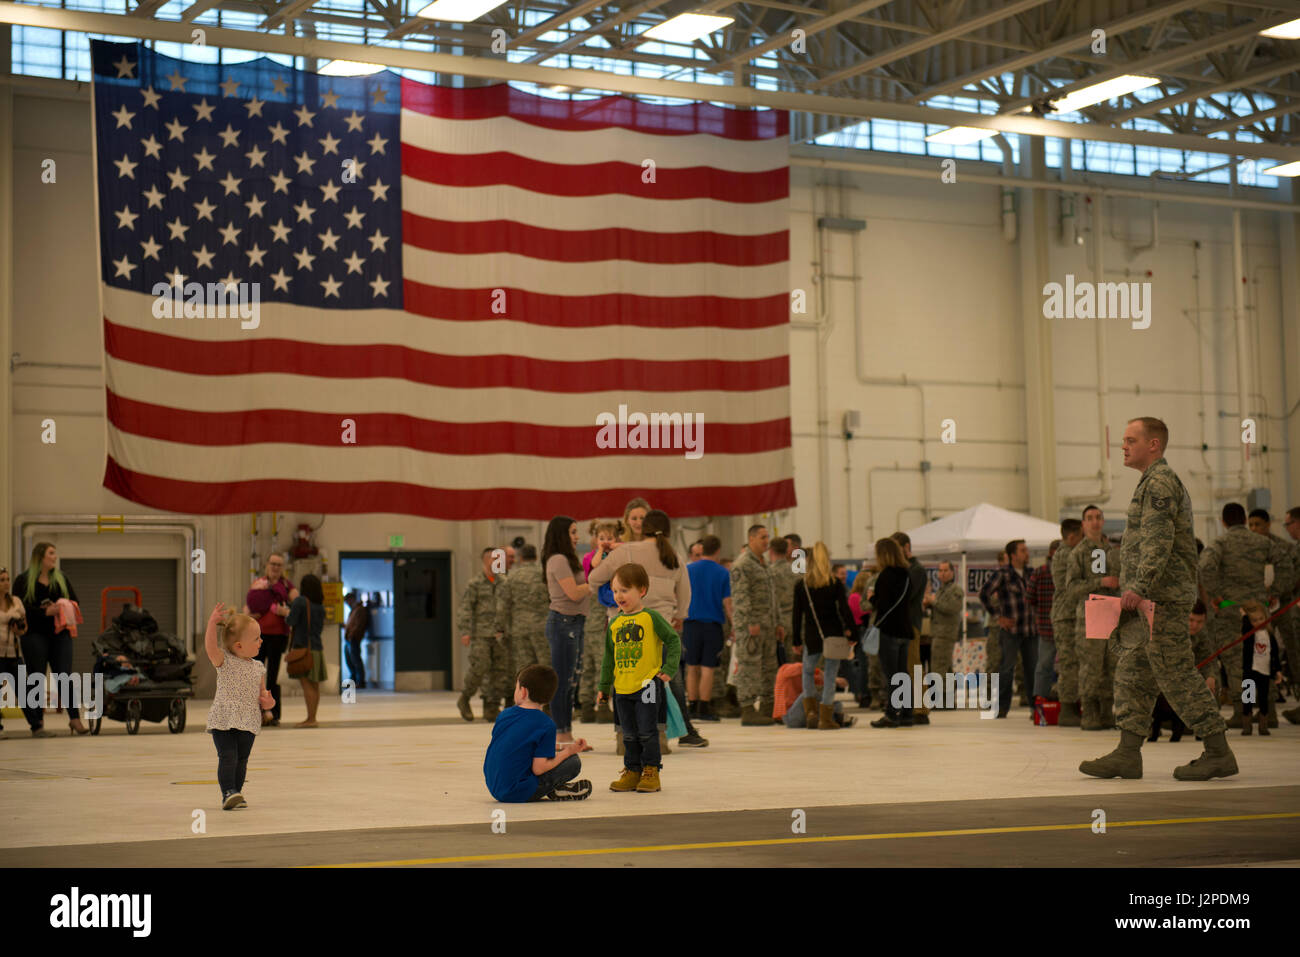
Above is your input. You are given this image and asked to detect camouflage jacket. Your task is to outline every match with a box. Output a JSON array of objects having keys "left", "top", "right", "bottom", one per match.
[
  {"left": 769, "top": 560, "right": 801, "bottom": 635},
  {"left": 1119, "top": 457, "right": 1198, "bottom": 604},
  {"left": 1198, "top": 524, "right": 1296, "bottom": 605},
  {"left": 929, "top": 581, "right": 965, "bottom": 640},
  {"left": 1050, "top": 540, "right": 1075, "bottom": 621},
  {"left": 455, "top": 572, "right": 499, "bottom": 639},
  {"left": 495, "top": 561, "right": 549, "bottom": 637},
  {"left": 1062, "top": 535, "right": 1121, "bottom": 617},
  {"left": 730, "top": 547, "right": 777, "bottom": 632}
]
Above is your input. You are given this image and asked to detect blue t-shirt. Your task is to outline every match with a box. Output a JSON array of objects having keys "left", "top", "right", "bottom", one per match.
[
  {"left": 686, "top": 559, "right": 731, "bottom": 624},
  {"left": 483, "top": 706, "right": 556, "bottom": 803}
]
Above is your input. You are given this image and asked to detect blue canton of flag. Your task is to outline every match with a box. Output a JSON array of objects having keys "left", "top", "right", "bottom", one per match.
[{"left": 92, "top": 40, "right": 403, "bottom": 311}]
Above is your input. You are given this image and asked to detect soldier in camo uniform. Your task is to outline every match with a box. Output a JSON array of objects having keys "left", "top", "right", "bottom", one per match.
[
  {"left": 1198, "top": 503, "right": 1295, "bottom": 727},
  {"left": 768, "top": 536, "right": 801, "bottom": 663},
  {"left": 926, "top": 560, "right": 965, "bottom": 687},
  {"left": 1081, "top": 417, "right": 1237, "bottom": 780},
  {"left": 1052, "top": 519, "right": 1084, "bottom": 725},
  {"left": 495, "top": 543, "right": 550, "bottom": 681},
  {"left": 1249, "top": 508, "right": 1298, "bottom": 727},
  {"left": 731, "top": 525, "right": 782, "bottom": 725},
  {"left": 1281, "top": 508, "right": 1300, "bottom": 724},
  {"left": 1062, "top": 506, "right": 1121, "bottom": 730},
  {"left": 456, "top": 547, "right": 507, "bottom": 723}
]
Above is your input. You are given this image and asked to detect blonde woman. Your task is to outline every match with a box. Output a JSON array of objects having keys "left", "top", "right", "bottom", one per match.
[
  {"left": 868, "top": 538, "right": 913, "bottom": 729},
  {"left": 790, "top": 543, "right": 854, "bottom": 729},
  {"left": 621, "top": 497, "right": 650, "bottom": 543}
]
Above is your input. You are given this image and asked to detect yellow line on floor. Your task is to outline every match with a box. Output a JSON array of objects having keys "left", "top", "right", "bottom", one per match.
[{"left": 312, "top": 811, "right": 1300, "bottom": 868}]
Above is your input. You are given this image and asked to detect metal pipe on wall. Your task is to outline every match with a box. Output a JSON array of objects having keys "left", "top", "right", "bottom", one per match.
[{"left": 1232, "top": 205, "right": 1256, "bottom": 490}]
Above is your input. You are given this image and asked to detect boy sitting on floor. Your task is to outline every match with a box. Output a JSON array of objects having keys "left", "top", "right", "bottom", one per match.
[{"left": 483, "top": 664, "right": 592, "bottom": 802}]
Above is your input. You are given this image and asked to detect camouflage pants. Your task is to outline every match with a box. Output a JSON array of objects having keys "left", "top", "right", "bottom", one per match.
[
  {"left": 986, "top": 624, "right": 1001, "bottom": 677},
  {"left": 869, "top": 654, "right": 884, "bottom": 700},
  {"left": 1278, "top": 607, "right": 1300, "bottom": 688},
  {"left": 578, "top": 616, "right": 608, "bottom": 708},
  {"left": 463, "top": 636, "right": 510, "bottom": 702},
  {"left": 735, "top": 627, "right": 779, "bottom": 710},
  {"left": 712, "top": 641, "right": 731, "bottom": 703},
  {"left": 509, "top": 631, "right": 550, "bottom": 678},
  {"left": 1079, "top": 630, "right": 1115, "bottom": 703},
  {"left": 1208, "top": 608, "right": 1245, "bottom": 711},
  {"left": 930, "top": 636, "right": 956, "bottom": 682},
  {"left": 1111, "top": 600, "right": 1225, "bottom": 739},
  {"left": 1054, "top": 617, "right": 1079, "bottom": 702}
]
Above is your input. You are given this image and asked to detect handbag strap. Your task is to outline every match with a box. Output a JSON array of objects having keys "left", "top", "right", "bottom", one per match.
[{"left": 874, "top": 573, "right": 910, "bottom": 625}]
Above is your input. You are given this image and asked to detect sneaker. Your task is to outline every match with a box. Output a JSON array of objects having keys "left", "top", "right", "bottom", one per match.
[
  {"left": 546, "top": 779, "right": 593, "bottom": 801},
  {"left": 234, "top": 795, "right": 248, "bottom": 808},
  {"left": 222, "top": 791, "right": 243, "bottom": 810},
  {"left": 676, "top": 731, "right": 708, "bottom": 748}
]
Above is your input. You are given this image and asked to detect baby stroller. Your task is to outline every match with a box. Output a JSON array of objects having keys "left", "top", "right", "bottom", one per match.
[{"left": 89, "top": 599, "right": 195, "bottom": 735}]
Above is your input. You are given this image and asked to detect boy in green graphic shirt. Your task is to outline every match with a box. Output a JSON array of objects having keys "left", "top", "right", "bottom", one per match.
[{"left": 597, "top": 563, "right": 681, "bottom": 794}]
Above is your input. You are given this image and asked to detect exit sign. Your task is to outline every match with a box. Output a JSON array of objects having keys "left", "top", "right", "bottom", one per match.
[{"left": 389, "top": 534, "right": 405, "bottom": 548}]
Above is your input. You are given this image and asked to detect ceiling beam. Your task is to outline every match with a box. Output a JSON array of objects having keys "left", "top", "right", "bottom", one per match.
[
  {"left": 718, "top": 0, "right": 896, "bottom": 69},
  {"left": 519, "top": 0, "right": 675, "bottom": 65},
  {"left": 6, "top": 0, "right": 1299, "bottom": 162},
  {"left": 1110, "top": 59, "right": 1300, "bottom": 122},
  {"left": 261, "top": 0, "right": 321, "bottom": 31}
]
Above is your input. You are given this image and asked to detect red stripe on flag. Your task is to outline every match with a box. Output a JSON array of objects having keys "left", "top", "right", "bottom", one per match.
[
  {"left": 103, "top": 319, "right": 790, "bottom": 392},
  {"left": 400, "top": 282, "right": 789, "bottom": 330},
  {"left": 106, "top": 391, "right": 792, "bottom": 454},
  {"left": 400, "top": 79, "right": 788, "bottom": 140},
  {"left": 402, "top": 211, "right": 788, "bottom": 266},
  {"left": 104, "top": 456, "right": 797, "bottom": 519},
  {"left": 401, "top": 142, "right": 788, "bottom": 203}
]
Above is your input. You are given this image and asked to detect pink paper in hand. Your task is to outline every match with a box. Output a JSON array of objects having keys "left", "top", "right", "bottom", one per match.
[{"left": 1084, "top": 595, "right": 1121, "bottom": 639}]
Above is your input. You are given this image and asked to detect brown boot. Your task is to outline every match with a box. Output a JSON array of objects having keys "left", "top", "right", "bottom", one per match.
[
  {"left": 802, "top": 697, "right": 819, "bottom": 729},
  {"left": 1058, "top": 700, "right": 1081, "bottom": 727},
  {"left": 1226, "top": 704, "right": 1243, "bottom": 729},
  {"left": 1241, "top": 713, "right": 1252, "bottom": 736},
  {"left": 659, "top": 730, "right": 672, "bottom": 756},
  {"left": 595, "top": 700, "right": 615, "bottom": 724},
  {"left": 740, "top": 703, "right": 774, "bottom": 726},
  {"left": 818, "top": 703, "right": 838, "bottom": 729},
  {"left": 609, "top": 768, "right": 640, "bottom": 792},
  {"left": 1081, "top": 698, "right": 1103, "bottom": 731},
  {"left": 636, "top": 766, "right": 661, "bottom": 792},
  {"left": 1257, "top": 712, "right": 1269, "bottom": 736},
  {"left": 1100, "top": 697, "right": 1116, "bottom": 729}
]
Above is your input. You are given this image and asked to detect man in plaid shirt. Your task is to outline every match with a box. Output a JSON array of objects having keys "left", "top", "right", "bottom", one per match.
[
  {"left": 1026, "top": 541, "right": 1061, "bottom": 703},
  {"left": 979, "top": 540, "right": 1038, "bottom": 718}
]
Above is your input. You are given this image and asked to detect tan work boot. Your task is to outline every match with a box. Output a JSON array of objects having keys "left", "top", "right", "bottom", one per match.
[
  {"left": 1242, "top": 714, "right": 1253, "bottom": 736},
  {"left": 636, "top": 766, "right": 661, "bottom": 792},
  {"left": 1257, "top": 712, "right": 1270, "bottom": 736},
  {"left": 1081, "top": 698, "right": 1103, "bottom": 731},
  {"left": 818, "top": 703, "right": 838, "bottom": 729},
  {"left": 1058, "top": 700, "right": 1081, "bottom": 727},
  {"left": 802, "top": 698, "right": 819, "bottom": 729},
  {"left": 1173, "top": 731, "right": 1238, "bottom": 780},
  {"left": 740, "top": 703, "right": 775, "bottom": 726},
  {"left": 609, "top": 768, "right": 641, "bottom": 792},
  {"left": 1226, "top": 704, "right": 1243, "bottom": 729},
  {"left": 1079, "top": 729, "right": 1144, "bottom": 779}
]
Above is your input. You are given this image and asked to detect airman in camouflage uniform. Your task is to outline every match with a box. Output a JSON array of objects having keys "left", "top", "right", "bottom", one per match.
[
  {"left": 731, "top": 526, "right": 781, "bottom": 725},
  {"left": 495, "top": 549, "right": 550, "bottom": 680},
  {"left": 1081, "top": 417, "right": 1236, "bottom": 781},
  {"left": 579, "top": 589, "right": 614, "bottom": 722},
  {"left": 927, "top": 566, "right": 965, "bottom": 683},
  {"left": 1280, "top": 511, "right": 1300, "bottom": 723},
  {"left": 768, "top": 540, "right": 801, "bottom": 662},
  {"left": 1063, "top": 519, "right": 1121, "bottom": 730},
  {"left": 456, "top": 549, "right": 507, "bottom": 722},
  {"left": 1198, "top": 506, "right": 1295, "bottom": 727},
  {"left": 1052, "top": 522, "right": 1084, "bottom": 725},
  {"left": 1249, "top": 509, "right": 1298, "bottom": 726}
]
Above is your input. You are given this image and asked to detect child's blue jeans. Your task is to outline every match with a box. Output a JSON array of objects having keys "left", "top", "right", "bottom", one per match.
[{"left": 614, "top": 679, "right": 662, "bottom": 770}]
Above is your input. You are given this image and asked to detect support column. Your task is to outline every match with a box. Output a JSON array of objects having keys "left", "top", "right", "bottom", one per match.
[
  {"left": 0, "top": 84, "right": 14, "bottom": 562},
  {"left": 1017, "top": 135, "right": 1058, "bottom": 519}
]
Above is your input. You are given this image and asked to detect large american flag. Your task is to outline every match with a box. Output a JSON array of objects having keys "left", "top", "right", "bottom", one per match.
[{"left": 92, "top": 40, "right": 794, "bottom": 520}]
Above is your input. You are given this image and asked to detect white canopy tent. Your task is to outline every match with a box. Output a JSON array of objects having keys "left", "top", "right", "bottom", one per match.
[{"left": 902, "top": 504, "right": 1063, "bottom": 640}]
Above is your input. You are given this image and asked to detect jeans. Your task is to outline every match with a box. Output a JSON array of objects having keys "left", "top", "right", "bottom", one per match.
[
  {"left": 344, "top": 637, "right": 366, "bottom": 687},
  {"left": 802, "top": 652, "right": 840, "bottom": 705},
  {"left": 529, "top": 753, "right": 582, "bottom": 800},
  {"left": 19, "top": 631, "right": 79, "bottom": 724},
  {"left": 614, "top": 679, "right": 662, "bottom": 770},
  {"left": 784, "top": 693, "right": 844, "bottom": 727},
  {"left": 257, "top": 634, "right": 287, "bottom": 721},
  {"left": 1033, "top": 636, "right": 1056, "bottom": 699},
  {"left": 546, "top": 611, "right": 585, "bottom": 733},
  {"left": 878, "top": 633, "right": 911, "bottom": 722},
  {"left": 211, "top": 728, "right": 255, "bottom": 796},
  {"left": 999, "top": 632, "right": 1037, "bottom": 713}
]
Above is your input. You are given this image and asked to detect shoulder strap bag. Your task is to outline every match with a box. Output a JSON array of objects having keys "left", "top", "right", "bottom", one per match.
[
  {"left": 285, "top": 600, "right": 314, "bottom": 678},
  {"left": 804, "top": 580, "right": 853, "bottom": 660},
  {"left": 862, "top": 575, "right": 909, "bottom": 656}
]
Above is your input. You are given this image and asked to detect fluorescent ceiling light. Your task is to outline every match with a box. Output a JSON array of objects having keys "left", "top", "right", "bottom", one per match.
[
  {"left": 1259, "top": 18, "right": 1300, "bottom": 39},
  {"left": 925, "top": 126, "right": 997, "bottom": 145},
  {"left": 1049, "top": 74, "right": 1160, "bottom": 113},
  {"left": 643, "top": 13, "right": 735, "bottom": 44},
  {"left": 415, "top": 0, "right": 508, "bottom": 22},
  {"left": 1260, "top": 160, "right": 1300, "bottom": 177},
  {"left": 318, "top": 60, "right": 385, "bottom": 76}
]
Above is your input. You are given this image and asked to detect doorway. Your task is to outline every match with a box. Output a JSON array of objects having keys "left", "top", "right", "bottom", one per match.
[{"left": 338, "top": 552, "right": 452, "bottom": 691}]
